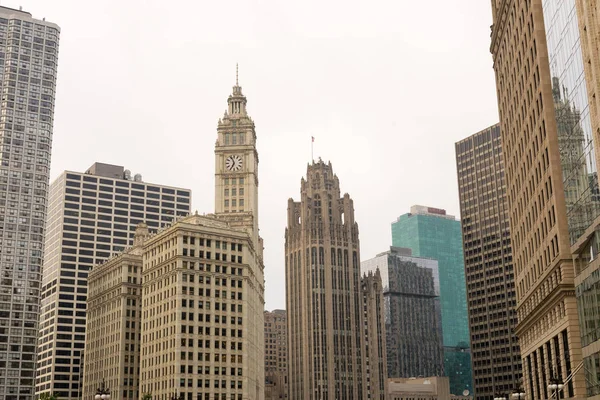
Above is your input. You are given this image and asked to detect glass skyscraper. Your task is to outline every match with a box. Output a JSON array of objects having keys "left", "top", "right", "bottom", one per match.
[{"left": 391, "top": 205, "right": 472, "bottom": 396}]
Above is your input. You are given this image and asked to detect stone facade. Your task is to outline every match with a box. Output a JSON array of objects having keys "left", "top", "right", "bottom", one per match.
[
  {"left": 361, "top": 270, "right": 387, "bottom": 400},
  {"left": 82, "top": 74, "right": 265, "bottom": 400},
  {"left": 264, "top": 310, "right": 287, "bottom": 400},
  {"left": 82, "top": 224, "right": 148, "bottom": 400},
  {"left": 490, "top": 1, "right": 587, "bottom": 398},
  {"left": 285, "top": 160, "right": 386, "bottom": 400}
]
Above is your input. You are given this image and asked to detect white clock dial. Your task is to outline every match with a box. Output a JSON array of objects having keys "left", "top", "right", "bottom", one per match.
[{"left": 225, "top": 155, "right": 243, "bottom": 171}]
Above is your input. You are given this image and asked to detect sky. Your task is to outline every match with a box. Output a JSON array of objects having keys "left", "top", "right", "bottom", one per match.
[{"left": 12, "top": 0, "right": 498, "bottom": 310}]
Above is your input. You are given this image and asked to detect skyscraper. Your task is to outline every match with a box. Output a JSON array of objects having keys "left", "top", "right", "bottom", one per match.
[
  {"left": 491, "top": 0, "right": 600, "bottom": 397},
  {"left": 0, "top": 6, "right": 60, "bottom": 399},
  {"left": 83, "top": 73, "right": 265, "bottom": 400},
  {"left": 264, "top": 310, "right": 287, "bottom": 400},
  {"left": 391, "top": 206, "right": 472, "bottom": 396},
  {"left": 36, "top": 163, "right": 191, "bottom": 399},
  {"left": 455, "top": 124, "right": 522, "bottom": 399},
  {"left": 362, "top": 247, "right": 444, "bottom": 380},
  {"left": 285, "top": 160, "right": 386, "bottom": 400}
]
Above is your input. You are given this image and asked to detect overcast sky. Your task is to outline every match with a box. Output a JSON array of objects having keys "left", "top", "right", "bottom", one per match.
[{"left": 13, "top": 0, "right": 498, "bottom": 310}]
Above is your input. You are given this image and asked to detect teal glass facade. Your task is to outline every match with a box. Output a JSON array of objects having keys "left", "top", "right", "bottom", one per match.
[{"left": 392, "top": 209, "right": 472, "bottom": 395}]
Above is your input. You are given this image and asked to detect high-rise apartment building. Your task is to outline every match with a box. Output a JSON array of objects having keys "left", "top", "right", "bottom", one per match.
[
  {"left": 391, "top": 206, "right": 472, "bottom": 395},
  {"left": 82, "top": 73, "right": 265, "bottom": 400},
  {"left": 455, "top": 124, "right": 522, "bottom": 399},
  {"left": 264, "top": 310, "right": 287, "bottom": 400},
  {"left": 285, "top": 160, "right": 386, "bottom": 400},
  {"left": 490, "top": 0, "right": 600, "bottom": 397},
  {"left": 83, "top": 224, "right": 148, "bottom": 400},
  {"left": 362, "top": 247, "right": 444, "bottom": 379},
  {"left": 361, "top": 270, "right": 387, "bottom": 399},
  {"left": 36, "top": 163, "right": 191, "bottom": 399},
  {"left": 0, "top": 6, "right": 60, "bottom": 400}
]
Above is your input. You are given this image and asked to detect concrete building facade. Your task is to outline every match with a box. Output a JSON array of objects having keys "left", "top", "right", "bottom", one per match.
[
  {"left": 36, "top": 164, "right": 191, "bottom": 399},
  {"left": 264, "top": 310, "right": 287, "bottom": 400},
  {"left": 82, "top": 224, "right": 148, "bottom": 400},
  {"left": 387, "top": 377, "right": 451, "bottom": 400},
  {"left": 285, "top": 160, "right": 386, "bottom": 400},
  {"left": 362, "top": 247, "right": 444, "bottom": 380},
  {"left": 0, "top": 6, "right": 60, "bottom": 399},
  {"left": 455, "top": 124, "right": 522, "bottom": 399},
  {"left": 391, "top": 206, "right": 472, "bottom": 395}
]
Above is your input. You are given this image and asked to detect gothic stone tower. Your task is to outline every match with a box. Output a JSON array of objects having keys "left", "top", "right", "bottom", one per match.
[{"left": 285, "top": 160, "right": 370, "bottom": 400}]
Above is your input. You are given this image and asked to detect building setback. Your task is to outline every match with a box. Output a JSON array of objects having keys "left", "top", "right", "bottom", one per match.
[
  {"left": 490, "top": 0, "right": 600, "bottom": 397},
  {"left": 362, "top": 247, "right": 444, "bottom": 380},
  {"left": 36, "top": 163, "right": 191, "bottom": 399},
  {"left": 391, "top": 206, "right": 472, "bottom": 395},
  {"left": 455, "top": 124, "right": 522, "bottom": 399},
  {"left": 285, "top": 160, "right": 386, "bottom": 400},
  {"left": 0, "top": 6, "right": 60, "bottom": 399},
  {"left": 264, "top": 310, "right": 287, "bottom": 400}
]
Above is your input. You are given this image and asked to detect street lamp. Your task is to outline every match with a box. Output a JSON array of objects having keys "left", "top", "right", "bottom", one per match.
[
  {"left": 511, "top": 387, "right": 526, "bottom": 399},
  {"left": 94, "top": 379, "right": 111, "bottom": 400},
  {"left": 548, "top": 377, "right": 564, "bottom": 399}
]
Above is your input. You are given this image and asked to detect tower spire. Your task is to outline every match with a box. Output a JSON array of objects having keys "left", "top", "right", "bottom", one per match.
[{"left": 236, "top": 63, "right": 239, "bottom": 86}]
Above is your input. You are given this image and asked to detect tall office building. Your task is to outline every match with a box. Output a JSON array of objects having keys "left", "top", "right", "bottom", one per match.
[
  {"left": 264, "top": 310, "right": 287, "bottom": 400},
  {"left": 0, "top": 6, "right": 60, "bottom": 399},
  {"left": 391, "top": 206, "right": 472, "bottom": 395},
  {"left": 285, "top": 160, "right": 386, "bottom": 400},
  {"left": 455, "top": 124, "right": 522, "bottom": 399},
  {"left": 491, "top": 0, "right": 600, "bottom": 397},
  {"left": 36, "top": 163, "right": 191, "bottom": 399},
  {"left": 362, "top": 247, "right": 444, "bottom": 380}
]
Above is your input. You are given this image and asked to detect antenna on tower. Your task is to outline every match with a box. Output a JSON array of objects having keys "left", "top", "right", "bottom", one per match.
[{"left": 236, "top": 63, "right": 239, "bottom": 86}]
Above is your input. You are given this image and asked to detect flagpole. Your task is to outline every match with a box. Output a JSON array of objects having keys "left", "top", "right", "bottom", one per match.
[{"left": 311, "top": 136, "right": 314, "bottom": 162}]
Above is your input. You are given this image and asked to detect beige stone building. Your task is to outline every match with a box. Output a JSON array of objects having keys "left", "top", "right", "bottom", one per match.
[
  {"left": 387, "top": 377, "right": 450, "bottom": 400},
  {"left": 490, "top": 0, "right": 600, "bottom": 398},
  {"left": 361, "top": 270, "right": 387, "bottom": 400},
  {"left": 285, "top": 160, "right": 386, "bottom": 400},
  {"left": 82, "top": 224, "right": 148, "bottom": 400},
  {"left": 82, "top": 73, "right": 265, "bottom": 400},
  {"left": 264, "top": 310, "right": 287, "bottom": 400},
  {"left": 139, "top": 213, "right": 264, "bottom": 400}
]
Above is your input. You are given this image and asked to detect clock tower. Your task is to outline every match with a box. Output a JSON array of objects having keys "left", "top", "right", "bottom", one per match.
[{"left": 214, "top": 66, "right": 259, "bottom": 236}]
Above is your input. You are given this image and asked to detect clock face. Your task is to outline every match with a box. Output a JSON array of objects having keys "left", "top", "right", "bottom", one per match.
[{"left": 225, "top": 155, "right": 243, "bottom": 171}]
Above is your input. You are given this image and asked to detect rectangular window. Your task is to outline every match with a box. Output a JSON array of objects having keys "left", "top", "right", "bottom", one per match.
[
  {"left": 232, "top": 200, "right": 236, "bottom": 207},
  {"left": 239, "top": 133, "right": 244, "bottom": 144},
  {"left": 225, "top": 133, "right": 230, "bottom": 145},
  {"left": 224, "top": 200, "right": 229, "bottom": 207},
  {"left": 239, "top": 188, "right": 244, "bottom": 195},
  {"left": 239, "top": 199, "right": 244, "bottom": 207},
  {"left": 224, "top": 189, "right": 229, "bottom": 197},
  {"left": 232, "top": 135, "right": 237, "bottom": 145},
  {"left": 232, "top": 189, "right": 237, "bottom": 196},
  {"left": 238, "top": 178, "right": 244, "bottom": 184}
]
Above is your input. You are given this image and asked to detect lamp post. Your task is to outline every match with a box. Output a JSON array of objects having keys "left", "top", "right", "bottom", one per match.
[
  {"left": 548, "top": 377, "right": 564, "bottom": 399},
  {"left": 94, "top": 379, "right": 111, "bottom": 400},
  {"left": 511, "top": 387, "right": 526, "bottom": 399}
]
